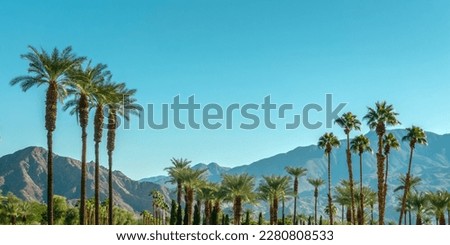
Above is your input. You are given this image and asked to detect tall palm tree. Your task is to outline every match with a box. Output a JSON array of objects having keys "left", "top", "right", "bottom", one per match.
[
  {"left": 64, "top": 62, "right": 110, "bottom": 225},
  {"left": 165, "top": 158, "right": 192, "bottom": 206},
  {"left": 318, "top": 132, "right": 340, "bottom": 225},
  {"left": 177, "top": 167, "right": 206, "bottom": 225},
  {"left": 350, "top": 134, "right": 372, "bottom": 225},
  {"left": 106, "top": 83, "right": 140, "bottom": 224},
  {"left": 259, "top": 175, "right": 291, "bottom": 225},
  {"left": 398, "top": 126, "right": 427, "bottom": 225},
  {"left": 428, "top": 191, "right": 449, "bottom": 225},
  {"left": 10, "top": 46, "right": 84, "bottom": 224},
  {"left": 197, "top": 181, "right": 218, "bottom": 225},
  {"left": 335, "top": 112, "right": 361, "bottom": 224},
  {"left": 91, "top": 81, "right": 115, "bottom": 225},
  {"left": 308, "top": 178, "right": 325, "bottom": 225},
  {"left": 285, "top": 166, "right": 307, "bottom": 224},
  {"left": 365, "top": 190, "right": 377, "bottom": 225},
  {"left": 383, "top": 133, "right": 400, "bottom": 204},
  {"left": 221, "top": 174, "right": 255, "bottom": 225},
  {"left": 363, "top": 101, "right": 400, "bottom": 224}
]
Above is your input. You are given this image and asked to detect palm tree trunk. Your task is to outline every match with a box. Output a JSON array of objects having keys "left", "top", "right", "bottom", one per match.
[
  {"left": 273, "top": 196, "right": 279, "bottom": 225},
  {"left": 359, "top": 153, "right": 364, "bottom": 225},
  {"left": 327, "top": 153, "right": 333, "bottom": 225},
  {"left": 94, "top": 104, "right": 103, "bottom": 225},
  {"left": 293, "top": 177, "right": 298, "bottom": 225},
  {"left": 383, "top": 153, "right": 390, "bottom": 211},
  {"left": 45, "top": 81, "right": 58, "bottom": 225},
  {"left": 186, "top": 188, "right": 194, "bottom": 225},
  {"left": 94, "top": 141, "right": 100, "bottom": 225},
  {"left": 46, "top": 131, "right": 54, "bottom": 225},
  {"left": 408, "top": 210, "right": 412, "bottom": 225},
  {"left": 399, "top": 146, "right": 414, "bottom": 225},
  {"left": 314, "top": 189, "right": 318, "bottom": 225},
  {"left": 234, "top": 197, "right": 242, "bottom": 225},
  {"left": 376, "top": 126, "right": 386, "bottom": 225},
  {"left": 282, "top": 198, "right": 285, "bottom": 225},
  {"left": 107, "top": 110, "right": 116, "bottom": 225},
  {"left": 108, "top": 152, "right": 113, "bottom": 225},
  {"left": 80, "top": 125, "right": 87, "bottom": 225},
  {"left": 346, "top": 134, "right": 356, "bottom": 225},
  {"left": 416, "top": 213, "right": 422, "bottom": 225}
]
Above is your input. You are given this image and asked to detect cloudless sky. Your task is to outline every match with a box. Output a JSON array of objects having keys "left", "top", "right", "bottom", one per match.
[{"left": 0, "top": 0, "right": 449, "bottom": 180}]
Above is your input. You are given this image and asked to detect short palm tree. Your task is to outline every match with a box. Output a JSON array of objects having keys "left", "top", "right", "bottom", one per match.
[
  {"left": 409, "top": 192, "right": 429, "bottom": 225},
  {"left": 383, "top": 133, "right": 400, "bottom": 204},
  {"left": 428, "top": 190, "right": 449, "bottom": 225},
  {"left": 10, "top": 46, "right": 85, "bottom": 224},
  {"left": 363, "top": 101, "right": 400, "bottom": 224},
  {"left": 318, "top": 132, "right": 340, "bottom": 225},
  {"left": 335, "top": 112, "right": 361, "bottom": 224},
  {"left": 285, "top": 166, "right": 307, "bottom": 224},
  {"left": 308, "top": 178, "right": 325, "bottom": 225},
  {"left": 259, "top": 175, "right": 291, "bottom": 225},
  {"left": 394, "top": 174, "right": 422, "bottom": 225},
  {"left": 165, "top": 158, "right": 192, "bottom": 206},
  {"left": 350, "top": 134, "right": 372, "bottom": 225},
  {"left": 177, "top": 167, "right": 206, "bottom": 225},
  {"left": 398, "top": 126, "right": 427, "bottom": 225},
  {"left": 221, "top": 174, "right": 255, "bottom": 225},
  {"left": 106, "top": 83, "right": 140, "bottom": 224},
  {"left": 64, "top": 62, "right": 110, "bottom": 225}
]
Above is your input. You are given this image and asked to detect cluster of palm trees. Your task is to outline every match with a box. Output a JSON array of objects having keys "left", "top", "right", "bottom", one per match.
[
  {"left": 319, "top": 102, "right": 429, "bottom": 225},
  {"left": 155, "top": 102, "right": 440, "bottom": 225},
  {"left": 10, "top": 46, "right": 138, "bottom": 225}
]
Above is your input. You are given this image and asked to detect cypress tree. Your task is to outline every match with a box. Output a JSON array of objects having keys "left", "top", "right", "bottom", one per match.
[
  {"left": 319, "top": 215, "right": 323, "bottom": 225},
  {"left": 193, "top": 204, "right": 201, "bottom": 225},
  {"left": 244, "top": 210, "right": 250, "bottom": 225},
  {"left": 211, "top": 206, "right": 218, "bottom": 225},
  {"left": 183, "top": 204, "right": 188, "bottom": 225},
  {"left": 170, "top": 200, "right": 177, "bottom": 225},
  {"left": 176, "top": 204, "right": 183, "bottom": 225},
  {"left": 258, "top": 212, "right": 263, "bottom": 225}
]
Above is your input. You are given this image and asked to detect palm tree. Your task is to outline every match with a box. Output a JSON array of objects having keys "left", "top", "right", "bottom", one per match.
[
  {"left": 64, "top": 62, "right": 110, "bottom": 225},
  {"left": 221, "top": 174, "right": 255, "bottom": 225},
  {"left": 350, "top": 134, "right": 372, "bottom": 225},
  {"left": 335, "top": 180, "right": 352, "bottom": 224},
  {"left": 196, "top": 181, "right": 218, "bottom": 225},
  {"left": 394, "top": 174, "right": 422, "bottom": 225},
  {"left": 409, "top": 192, "right": 429, "bottom": 225},
  {"left": 383, "top": 133, "right": 400, "bottom": 204},
  {"left": 177, "top": 167, "right": 206, "bottom": 225},
  {"left": 308, "top": 178, "right": 325, "bottom": 225},
  {"left": 10, "top": 46, "right": 84, "bottom": 224},
  {"left": 398, "top": 126, "right": 427, "bottom": 225},
  {"left": 363, "top": 101, "right": 400, "bottom": 224},
  {"left": 165, "top": 158, "right": 192, "bottom": 206},
  {"left": 91, "top": 81, "right": 115, "bottom": 225},
  {"left": 259, "top": 175, "right": 291, "bottom": 225},
  {"left": 285, "top": 166, "right": 307, "bottom": 224},
  {"left": 428, "top": 191, "right": 449, "bottom": 225},
  {"left": 365, "top": 189, "right": 377, "bottom": 225},
  {"left": 106, "top": 83, "right": 140, "bottom": 224},
  {"left": 335, "top": 112, "right": 361, "bottom": 224},
  {"left": 318, "top": 132, "right": 340, "bottom": 225}
]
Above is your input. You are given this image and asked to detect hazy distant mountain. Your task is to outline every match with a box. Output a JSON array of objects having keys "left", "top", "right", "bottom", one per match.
[
  {"left": 1, "top": 129, "right": 449, "bottom": 222},
  {"left": 0, "top": 147, "right": 169, "bottom": 213}
]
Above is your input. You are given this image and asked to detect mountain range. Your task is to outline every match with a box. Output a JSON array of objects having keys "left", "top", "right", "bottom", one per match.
[{"left": 1, "top": 129, "right": 449, "bottom": 221}]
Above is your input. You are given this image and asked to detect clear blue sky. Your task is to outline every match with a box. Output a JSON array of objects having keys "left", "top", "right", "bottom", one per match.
[{"left": 0, "top": 0, "right": 449, "bottom": 180}]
